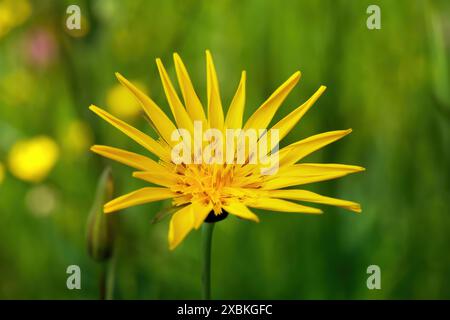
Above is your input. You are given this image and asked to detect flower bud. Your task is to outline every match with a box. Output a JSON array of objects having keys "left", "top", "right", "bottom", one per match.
[{"left": 87, "top": 167, "right": 116, "bottom": 262}]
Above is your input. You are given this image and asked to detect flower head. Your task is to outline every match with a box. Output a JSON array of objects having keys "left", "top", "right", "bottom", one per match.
[{"left": 90, "top": 51, "right": 364, "bottom": 250}]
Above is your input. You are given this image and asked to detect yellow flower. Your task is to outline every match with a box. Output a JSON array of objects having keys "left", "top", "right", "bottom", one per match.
[
  {"left": 8, "top": 136, "right": 59, "bottom": 183},
  {"left": 90, "top": 51, "right": 364, "bottom": 250},
  {"left": 0, "top": 162, "right": 5, "bottom": 184},
  {"left": 106, "top": 82, "right": 147, "bottom": 120}
]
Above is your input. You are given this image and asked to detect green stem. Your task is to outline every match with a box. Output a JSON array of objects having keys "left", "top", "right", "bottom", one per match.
[
  {"left": 99, "top": 263, "right": 106, "bottom": 300},
  {"left": 202, "top": 223, "right": 215, "bottom": 300},
  {"left": 106, "top": 252, "right": 116, "bottom": 300},
  {"left": 99, "top": 252, "right": 116, "bottom": 300}
]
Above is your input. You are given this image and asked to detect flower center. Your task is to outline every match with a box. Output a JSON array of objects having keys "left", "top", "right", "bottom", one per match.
[
  {"left": 169, "top": 162, "right": 264, "bottom": 216},
  {"left": 171, "top": 163, "right": 234, "bottom": 214}
]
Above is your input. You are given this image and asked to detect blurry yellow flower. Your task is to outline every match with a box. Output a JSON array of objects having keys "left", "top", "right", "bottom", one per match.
[
  {"left": 0, "top": 0, "right": 31, "bottom": 38},
  {"left": 0, "top": 162, "right": 5, "bottom": 184},
  {"left": 65, "top": 120, "right": 93, "bottom": 155},
  {"left": 8, "top": 136, "right": 59, "bottom": 183},
  {"left": 106, "top": 82, "right": 147, "bottom": 120}
]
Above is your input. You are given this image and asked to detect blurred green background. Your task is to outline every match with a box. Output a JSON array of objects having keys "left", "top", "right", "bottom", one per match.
[{"left": 1, "top": 0, "right": 449, "bottom": 299}]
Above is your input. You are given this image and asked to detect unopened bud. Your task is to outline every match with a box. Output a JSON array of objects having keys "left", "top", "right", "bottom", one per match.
[{"left": 87, "top": 167, "right": 116, "bottom": 262}]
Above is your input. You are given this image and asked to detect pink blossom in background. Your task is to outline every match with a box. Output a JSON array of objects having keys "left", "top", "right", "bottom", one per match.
[{"left": 24, "top": 28, "right": 58, "bottom": 68}]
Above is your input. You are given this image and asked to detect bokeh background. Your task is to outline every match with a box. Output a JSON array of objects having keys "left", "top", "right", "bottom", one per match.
[{"left": 1, "top": 0, "right": 449, "bottom": 299}]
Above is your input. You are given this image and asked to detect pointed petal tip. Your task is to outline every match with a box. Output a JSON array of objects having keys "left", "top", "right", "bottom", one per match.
[
  {"left": 337, "top": 128, "right": 353, "bottom": 137},
  {"left": 89, "top": 104, "right": 100, "bottom": 113},
  {"left": 349, "top": 204, "right": 362, "bottom": 213},
  {"left": 341, "top": 164, "right": 366, "bottom": 173},
  {"left": 168, "top": 233, "right": 178, "bottom": 251},
  {"left": 193, "top": 223, "right": 201, "bottom": 230},
  {"left": 205, "top": 50, "right": 215, "bottom": 64},
  {"left": 103, "top": 198, "right": 126, "bottom": 214},
  {"left": 131, "top": 171, "right": 142, "bottom": 178},
  {"left": 115, "top": 72, "right": 127, "bottom": 83},
  {"left": 173, "top": 52, "right": 181, "bottom": 62},
  {"left": 103, "top": 204, "right": 114, "bottom": 214},
  {"left": 286, "top": 71, "right": 301, "bottom": 84}
]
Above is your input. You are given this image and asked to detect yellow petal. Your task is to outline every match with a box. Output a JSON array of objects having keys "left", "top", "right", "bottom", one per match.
[
  {"left": 278, "top": 163, "right": 365, "bottom": 176},
  {"left": 156, "top": 58, "right": 194, "bottom": 134},
  {"left": 222, "top": 186, "right": 263, "bottom": 198},
  {"left": 245, "top": 198, "right": 322, "bottom": 214},
  {"left": 206, "top": 50, "right": 224, "bottom": 130},
  {"left": 192, "top": 202, "right": 213, "bottom": 229},
  {"left": 270, "top": 189, "right": 362, "bottom": 213},
  {"left": 272, "top": 85, "right": 326, "bottom": 141},
  {"left": 90, "top": 145, "right": 163, "bottom": 171},
  {"left": 173, "top": 53, "right": 206, "bottom": 123},
  {"left": 244, "top": 71, "right": 301, "bottom": 130},
  {"left": 225, "top": 71, "right": 246, "bottom": 129},
  {"left": 104, "top": 187, "right": 176, "bottom": 213},
  {"left": 89, "top": 105, "right": 169, "bottom": 160},
  {"left": 168, "top": 204, "right": 195, "bottom": 250},
  {"left": 278, "top": 129, "right": 352, "bottom": 166},
  {"left": 115, "top": 73, "right": 178, "bottom": 146},
  {"left": 222, "top": 201, "right": 260, "bottom": 222},
  {"left": 262, "top": 163, "right": 364, "bottom": 189},
  {"left": 132, "top": 171, "right": 179, "bottom": 187}
]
